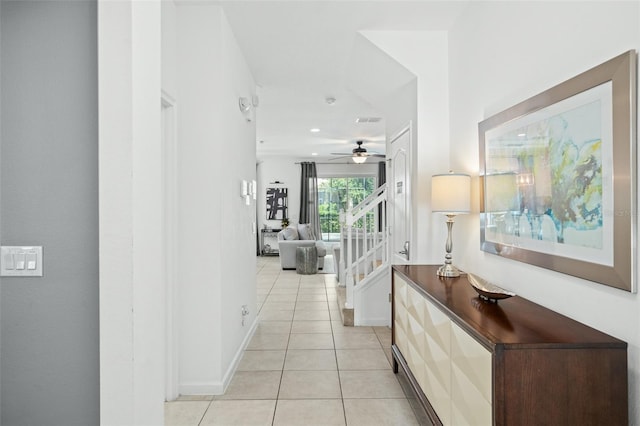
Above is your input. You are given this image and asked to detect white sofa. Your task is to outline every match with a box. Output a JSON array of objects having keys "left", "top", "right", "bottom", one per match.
[{"left": 277, "top": 224, "right": 326, "bottom": 270}]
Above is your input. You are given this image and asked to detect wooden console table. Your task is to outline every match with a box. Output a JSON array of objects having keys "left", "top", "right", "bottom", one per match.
[{"left": 391, "top": 265, "right": 627, "bottom": 426}]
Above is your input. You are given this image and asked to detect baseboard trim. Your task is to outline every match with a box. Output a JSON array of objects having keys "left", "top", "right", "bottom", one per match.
[
  {"left": 220, "top": 317, "right": 259, "bottom": 393},
  {"left": 179, "top": 381, "right": 224, "bottom": 395},
  {"left": 356, "top": 318, "right": 390, "bottom": 327},
  {"left": 177, "top": 316, "right": 259, "bottom": 396}
]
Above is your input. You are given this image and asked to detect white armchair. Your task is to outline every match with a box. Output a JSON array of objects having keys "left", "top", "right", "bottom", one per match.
[{"left": 277, "top": 224, "right": 326, "bottom": 270}]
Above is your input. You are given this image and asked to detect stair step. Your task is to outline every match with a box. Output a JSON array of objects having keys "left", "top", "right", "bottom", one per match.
[
  {"left": 335, "top": 285, "right": 354, "bottom": 326},
  {"left": 357, "top": 260, "right": 385, "bottom": 282}
]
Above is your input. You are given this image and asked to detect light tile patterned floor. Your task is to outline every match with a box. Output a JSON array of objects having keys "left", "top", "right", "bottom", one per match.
[{"left": 165, "top": 256, "right": 421, "bottom": 426}]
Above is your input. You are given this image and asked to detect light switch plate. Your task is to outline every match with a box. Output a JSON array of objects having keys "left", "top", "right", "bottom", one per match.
[{"left": 1, "top": 246, "right": 43, "bottom": 277}]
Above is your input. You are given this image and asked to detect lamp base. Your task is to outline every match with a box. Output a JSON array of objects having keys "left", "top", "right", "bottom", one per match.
[{"left": 437, "top": 263, "right": 461, "bottom": 278}]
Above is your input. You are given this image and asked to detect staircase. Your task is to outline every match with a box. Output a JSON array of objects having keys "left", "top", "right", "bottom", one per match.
[{"left": 336, "top": 184, "right": 391, "bottom": 326}]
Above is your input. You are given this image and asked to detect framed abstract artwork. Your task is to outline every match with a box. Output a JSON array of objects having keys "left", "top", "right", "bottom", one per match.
[
  {"left": 266, "top": 187, "right": 288, "bottom": 220},
  {"left": 479, "top": 50, "right": 636, "bottom": 292}
]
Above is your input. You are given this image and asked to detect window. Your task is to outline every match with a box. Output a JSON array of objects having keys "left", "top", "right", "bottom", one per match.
[{"left": 317, "top": 176, "right": 376, "bottom": 241}]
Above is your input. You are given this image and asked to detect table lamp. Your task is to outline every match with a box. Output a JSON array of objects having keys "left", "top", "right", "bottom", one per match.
[{"left": 431, "top": 172, "right": 471, "bottom": 277}]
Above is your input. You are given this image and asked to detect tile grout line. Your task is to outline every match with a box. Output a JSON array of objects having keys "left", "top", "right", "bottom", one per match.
[
  {"left": 260, "top": 266, "right": 286, "bottom": 425},
  {"left": 271, "top": 270, "right": 299, "bottom": 426},
  {"left": 325, "top": 275, "right": 349, "bottom": 426},
  {"left": 196, "top": 399, "right": 214, "bottom": 426}
]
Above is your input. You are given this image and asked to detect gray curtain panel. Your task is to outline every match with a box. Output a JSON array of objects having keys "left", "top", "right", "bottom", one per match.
[
  {"left": 378, "top": 160, "right": 386, "bottom": 231},
  {"left": 299, "top": 162, "right": 321, "bottom": 239}
]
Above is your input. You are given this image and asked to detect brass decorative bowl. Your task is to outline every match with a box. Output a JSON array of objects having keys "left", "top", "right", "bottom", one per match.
[{"left": 467, "top": 273, "right": 515, "bottom": 303}]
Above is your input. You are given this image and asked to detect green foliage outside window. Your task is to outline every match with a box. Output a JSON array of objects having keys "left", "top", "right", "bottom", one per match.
[{"left": 318, "top": 177, "right": 376, "bottom": 241}]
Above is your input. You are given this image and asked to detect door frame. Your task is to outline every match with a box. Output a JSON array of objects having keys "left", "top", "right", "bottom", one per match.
[
  {"left": 388, "top": 122, "right": 413, "bottom": 265},
  {"left": 161, "top": 91, "right": 179, "bottom": 401}
]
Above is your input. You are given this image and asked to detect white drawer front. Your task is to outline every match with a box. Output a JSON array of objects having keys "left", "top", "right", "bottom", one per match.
[
  {"left": 406, "top": 282, "right": 425, "bottom": 324},
  {"left": 405, "top": 285, "right": 426, "bottom": 357},
  {"left": 393, "top": 273, "right": 492, "bottom": 426},
  {"left": 450, "top": 321, "right": 492, "bottom": 426},
  {"left": 393, "top": 276, "right": 408, "bottom": 355},
  {"left": 394, "top": 274, "right": 407, "bottom": 309},
  {"left": 422, "top": 298, "right": 452, "bottom": 424},
  {"left": 404, "top": 285, "right": 427, "bottom": 398}
]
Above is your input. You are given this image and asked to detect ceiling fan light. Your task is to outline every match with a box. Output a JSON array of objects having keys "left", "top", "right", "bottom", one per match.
[{"left": 352, "top": 155, "right": 367, "bottom": 164}]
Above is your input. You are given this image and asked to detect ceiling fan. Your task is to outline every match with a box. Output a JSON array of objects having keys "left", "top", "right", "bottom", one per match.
[{"left": 330, "top": 140, "right": 385, "bottom": 164}]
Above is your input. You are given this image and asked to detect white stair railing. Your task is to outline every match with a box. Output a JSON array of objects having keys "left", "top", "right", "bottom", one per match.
[{"left": 340, "top": 183, "right": 389, "bottom": 309}]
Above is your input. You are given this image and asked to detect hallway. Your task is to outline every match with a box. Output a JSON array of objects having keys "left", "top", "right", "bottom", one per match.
[{"left": 164, "top": 256, "right": 422, "bottom": 425}]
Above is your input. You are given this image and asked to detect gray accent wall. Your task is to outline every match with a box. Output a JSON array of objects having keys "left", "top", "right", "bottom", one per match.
[{"left": 0, "top": 1, "right": 99, "bottom": 424}]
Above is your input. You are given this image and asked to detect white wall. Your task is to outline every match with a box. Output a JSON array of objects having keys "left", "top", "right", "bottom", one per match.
[
  {"left": 176, "top": 4, "right": 223, "bottom": 394},
  {"left": 99, "top": 1, "right": 257, "bottom": 417},
  {"left": 448, "top": 2, "right": 640, "bottom": 423},
  {"left": 361, "top": 31, "right": 451, "bottom": 264},
  {"left": 176, "top": 3, "right": 257, "bottom": 395},
  {"left": 162, "top": 0, "right": 177, "bottom": 99},
  {"left": 218, "top": 11, "right": 259, "bottom": 379},
  {"left": 99, "top": 1, "right": 164, "bottom": 424}
]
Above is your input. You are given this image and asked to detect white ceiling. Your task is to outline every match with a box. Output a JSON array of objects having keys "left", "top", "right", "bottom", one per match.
[{"left": 216, "top": 0, "right": 469, "bottom": 161}]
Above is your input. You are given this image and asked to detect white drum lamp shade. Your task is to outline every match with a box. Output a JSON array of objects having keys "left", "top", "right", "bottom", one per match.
[{"left": 431, "top": 173, "right": 471, "bottom": 214}]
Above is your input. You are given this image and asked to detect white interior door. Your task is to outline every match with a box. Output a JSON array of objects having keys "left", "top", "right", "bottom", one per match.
[{"left": 390, "top": 124, "right": 412, "bottom": 265}]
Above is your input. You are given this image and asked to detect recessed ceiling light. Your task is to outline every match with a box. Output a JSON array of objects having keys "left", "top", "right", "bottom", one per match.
[
  {"left": 355, "top": 117, "right": 382, "bottom": 123},
  {"left": 310, "top": 128, "right": 320, "bottom": 133},
  {"left": 311, "top": 153, "right": 318, "bottom": 156},
  {"left": 518, "top": 133, "right": 526, "bottom": 137}
]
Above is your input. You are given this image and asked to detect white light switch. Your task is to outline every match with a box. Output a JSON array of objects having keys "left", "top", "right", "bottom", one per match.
[
  {"left": 26, "top": 252, "right": 37, "bottom": 270},
  {"left": 3, "top": 252, "right": 14, "bottom": 270},
  {"left": 15, "top": 253, "right": 25, "bottom": 270},
  {"left": 1, "top": 246, "right": 43, "bottom": 277}
]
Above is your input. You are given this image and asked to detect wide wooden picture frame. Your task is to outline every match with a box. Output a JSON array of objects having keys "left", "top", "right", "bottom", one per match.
[{"left": 479, "top": 50, "right": 637, "bottom": 292}]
